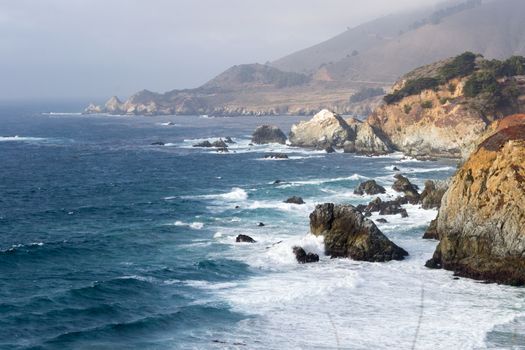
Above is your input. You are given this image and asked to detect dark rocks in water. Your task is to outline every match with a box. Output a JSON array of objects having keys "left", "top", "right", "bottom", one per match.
[
  {"left": 235, "top": 205, "right": 240, "bottom": 209},
  {"left": 424, "top": 257, "right": 442, "bottom": 269},
  {"left": 309, "top": 203, "right": 408, "bottom": 262},
  {"left": 224, "top": 136, "right": 235, "bottom": 144},
  {"left": 193, "top": 140, "right": 213, "bottom": 148},
  {"left": 324, "top": 145, "right": 336, "bottom": 153},
  {"left": 393, "top": 166, "right": 400, "bottom": 171},
  {"left": 376, "top": 218, "right": 388, "bottom": 223},
  {"left": 257, "top": 222, "right": 265, "bottom": 227},
  {"left": 392, "top": 174, "right": 420, "bottom": 204},
  {"left": 353, "top": 180, "right": 386, "bottom": 195},
  {"left": 284, "top": 196, "right": 305, "bottom": 205},
  {"left": 293, "top": 246, "right": 320, "bottom": 264},
  {"left": 251, "top": 125, "right": 287, "bottom": 145},
  {"left": 357, "top": 197, "right": 408, "bottom": 218},
  {"left": 211, "top": 139, "right": 228, "bottom": 148},
  {"left": 216, "top": 147, "right": 229, "bottom": 153},
  {"left": 151, "top": 141, "right": 165, "bottom": 146},
  {"left": 422, "top": 216, "right": 439, "bottom": 239},
  {"left": 236, "top": 234, "right": 256, "bottom": 243},
  {"left": 420, "top": 180, "right": 447, "bottom": 209},
  {"left": 273, "top": 180, "right": 282, "bottom": 184},
  {"left": 264, "top": 153, "right": 288, "bottom": 159}
]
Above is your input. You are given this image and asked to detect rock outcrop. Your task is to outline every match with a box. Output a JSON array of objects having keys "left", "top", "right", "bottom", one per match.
[
  {"left": 236, "top": 234, "right": 256, "bottom": 243},
  {"left": 284, "top": 196, "right": 305, "bottom": 205},
  {"left": 353, "top": 180, "right": 386, "bottom": 196},
  {"left": 289, "top": 109, "right": 352, "bottom": 148},
  {"left": 293, "top": 246, "right": 320, "bottom": 264},
  {"left": 251, "top": 125, "right": 287, "bottom": 144},
  {"left": 425, "top": 118, "right": 525, "bottom": 285},
  {"left": 392, "top": 174, "right": 420, "bottom": 204},
  {"left": 420, "top": 180, "right": 448, "bottom": 209},
  {"left": 289, "top": 109, "right": 392, "bottom": 154},
  {"left": 309, "top": 203, "right": 408, "bottom": 262}
]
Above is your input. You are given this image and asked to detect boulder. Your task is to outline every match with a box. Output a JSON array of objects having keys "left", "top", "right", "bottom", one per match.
[
  {"left": 284, "top": 196, "right": 305, "bottom": 205},
  {"left": 353, "top": 122, "right": 392, "bottom": 155},
  {"left": 425, "top": 120, "right": 525, "bottom": 285},
  {"left": 392, "top": 174, "right": 420, "bottom": 204},
  {"left": 224, "top": 136, "right": 236, "bottom": 144},
  {"left": 309, "top": 203, "right": 408, "bottom": 261},
  {"left": 353, "top": 180, "right": 386, "bottom": 195},
  {"left": 324, "top": 145, "right": 336, "bottom": 153},
  {"left": 257, "top": 222, "right": 265, "bottom": 227},
  {"left": 376, "top": 218, "right": 388, "bottom": 223},
  {"left": 422, "top": 216, "right": 439, "bottom": 240},
  {"left": 236, "top": 234, "right": 256, "bottom": 243},
  {"left": 264, "top": 153, "right": 288, "bottom": 159},
  {"left": 420, "top": 180, "right": 448, "bottom": 209},
  {"left": 251, "top": 125, "right": 287, "bottom": 144},
  {"left": 293, "top": 246, "right": 320, "bottom": 264},
  {"left": 357, "top": 197, "right": 408, "bottom": 218},
  {"left": 289, "top": 109, "right": 353, "bottom": 148},
  {"left": 193, "top": 140, "right": 213, "bottom": 148},
  {"left": 216, "top": 147, "right": 229, "bottom": 153}
]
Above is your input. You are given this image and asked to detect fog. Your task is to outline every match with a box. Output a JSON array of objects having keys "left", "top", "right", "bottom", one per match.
[{"left": 0, "top": 0, "right": 444, "bottom": 100}]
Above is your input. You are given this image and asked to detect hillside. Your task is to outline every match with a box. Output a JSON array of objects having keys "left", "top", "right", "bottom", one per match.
[{"left": 85, "top": 0, "right": 525, "bottom": 117}]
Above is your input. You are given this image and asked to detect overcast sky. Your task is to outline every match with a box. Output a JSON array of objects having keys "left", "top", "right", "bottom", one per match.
[{"left": 0, "top": 0, "right": 443, "bottom": 100}]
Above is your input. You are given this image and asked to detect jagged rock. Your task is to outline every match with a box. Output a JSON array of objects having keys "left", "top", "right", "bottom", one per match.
[
  {"left": 353, "top": 122, "right": 392, "bottom": 155},
  {"left": 212, "top": 139, "right": 228, "bottom": 148},
  {"left": 273, "top": 180, "right": 282, "bottom": 184},
  {"left": 84, "top": 103, "right": 102, "bottom": 114},
  {"left": 284, "top": 196, "right": 305, "bottom": 205},
  {"left": 293, "top": 246, "right": 320, "bottom": 264},
  {"left": 216, "top": 147, "right": 229, "bottom": 153},
  {"left": 309, "top": 203, "right": 408, "bottom": 261},
  {"left": 251, "top": 125, "right": 287, "bottom": 144},
  {"left": 193, "top": 141, "right": 213, "bottom": 148},
  {"left": 420, "top": 180, "right": 448, "bottom": 209},
  {"left": 224, "top": 136, "right": 235, "bottom": 144},
  {"left": 289, "top": 109, "right": 353, "bottom": 148},
  {"left": 257, "top": 222, "right": 265, "bottom": 227},
  {"left": 357, "top": 197, "right": 408, "bottom": 218},
  {"left": 151, "top": 141, "right": 165, "bottom": 146},
  {"left": 236, "top": 234, "right": 256, "bottom": 243},
  {"left": 393, "top": 166, "right": 400, "bottom": 171},
  {"left": 353, "top": 180, "right": 386, "bottom": 195},
  {"left": 422, "top": 216, "right": 439, "bottom": 240},
  {"left": 392, "top": 174, "right": 420, "bottom": 204},
  {"left": 104, "top": 96, "right": 123, "bottom": 114},
  {"left": 264, "top": 153, "right": 288, "bottom": 159},
  {"left": 425, "top": 117, "right": 525, "bottom": 285},
  {"left": 376, "top": 218, "right": 388, "bottom": 223}
]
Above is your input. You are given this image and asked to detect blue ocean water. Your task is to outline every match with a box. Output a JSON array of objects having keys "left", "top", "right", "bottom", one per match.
[{"left": 0, "top": 102, "right": 524, "bottom": 349}]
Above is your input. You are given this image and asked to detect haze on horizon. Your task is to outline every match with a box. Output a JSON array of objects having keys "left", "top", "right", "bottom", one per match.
[{"left": 0, "top": 0, "right": 444, "bottom": 101}]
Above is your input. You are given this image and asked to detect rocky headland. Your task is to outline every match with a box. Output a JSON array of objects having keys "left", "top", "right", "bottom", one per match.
[{"left": 425, "top": 114, "right": 525, "bottom": 285}]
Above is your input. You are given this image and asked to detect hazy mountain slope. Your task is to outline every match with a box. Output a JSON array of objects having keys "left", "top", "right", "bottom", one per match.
[{"left": 273, "top": 0, "right": 525, "bottom": 84}]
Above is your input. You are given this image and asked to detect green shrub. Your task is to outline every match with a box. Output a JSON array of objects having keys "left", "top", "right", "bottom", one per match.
[
  {"left": 448, "top": 83, "right": 457, "bottom": 94},
  {"left": 439, "top": 97, "right": 449, "bottom": 105},
  {"left": 384, "top": 77, "right": 440, "bottom": 104},
  {"left": 403, "top": 104, "right": 412, "bottom": 114},
  {"left": 421, "top": 100, "right": 433, "bottom": 109},
  {"left": 463, "top": 71, "right": 499, "bottom": 98},
  {"left": 439, "top": 52, "right": 477, "bottom": 81}
]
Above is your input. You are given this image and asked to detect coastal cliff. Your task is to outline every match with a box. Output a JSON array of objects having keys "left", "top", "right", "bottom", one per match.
[
  {"left": 367, "top": 53, "right": 525, "bottom": 158},
  {"left": 425, "top": 115, "right": 525, "bottom": 285}
]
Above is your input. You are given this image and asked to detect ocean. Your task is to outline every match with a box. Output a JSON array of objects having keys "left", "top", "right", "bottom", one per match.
[{"left": 0, "top": 102, "right": 524, "bottom": 349}]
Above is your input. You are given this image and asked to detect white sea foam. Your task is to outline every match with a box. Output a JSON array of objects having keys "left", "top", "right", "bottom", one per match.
[
  {"left": 0, "top": 136, "right": 47, "bottom": 142},
  {"left": 183, "top": 187, "right": 249, "bottom": 202},
  {"left": 275, "top": 174, "right": 368, "bottom": 188},
  {"left": 172, "top": 221, "right": 204, "bottom": 230}
]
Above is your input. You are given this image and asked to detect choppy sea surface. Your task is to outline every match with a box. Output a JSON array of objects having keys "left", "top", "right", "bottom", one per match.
[{"left": 0, "top": 102, "right": 524, "bottom": 349}]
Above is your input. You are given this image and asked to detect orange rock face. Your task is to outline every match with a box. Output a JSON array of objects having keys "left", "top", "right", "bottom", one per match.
[{"left": 426, "top": 116, "right": 525, "bottom": 285}]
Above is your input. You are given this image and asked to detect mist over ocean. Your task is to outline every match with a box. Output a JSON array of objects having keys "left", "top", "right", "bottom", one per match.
[{"left": 0, "top": 103, "right": 523, "bottom": 349}]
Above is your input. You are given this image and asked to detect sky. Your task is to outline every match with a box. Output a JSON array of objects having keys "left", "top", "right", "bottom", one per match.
[{"left": 0, "top": 0, "right": 443, "bottom": 101}]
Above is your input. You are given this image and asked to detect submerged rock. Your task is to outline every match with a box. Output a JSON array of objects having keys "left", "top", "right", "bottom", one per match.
[
  {"left": 392, "top": 174, "right": 420, "bottom": 204},
  {"left": 293, "top": 246, "right": 320, "bottom": 264},
  {"left": 353, "top": 180, "right": 386, "bottom": 195},
  {"left": 151, "top": 141, "right": 165, "bottom": 146},
  {"left": 251, "top": 125, "right": 287, "bottom": 144},
  {"left": 425, "top": 118, "right": 525, "bottom": 285},
  {"left": 264, "top": 153, "right": 288, "bottom": 159},
  {"left": 236, "top": 234, "right": 256, "bottom": 243},
  {"left": 309, "top": 203, "right": 408, "bottom": 261},
  {"left": 193, "top": 140, "right": 213, "bottom": 148},
  {"left": 257, "top": 222, "right": 265, "bottom": 227},
  {"left": 284, "top": 196, "right": 305, "bottom": 205}
]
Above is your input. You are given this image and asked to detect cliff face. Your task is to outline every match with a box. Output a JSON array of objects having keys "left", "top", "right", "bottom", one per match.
[
  {"left": 426, "top": 116, "right": 525, "bottom": 285},
  {"left": 366, "top": 54, "right": 525, "bottom": 158}
]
